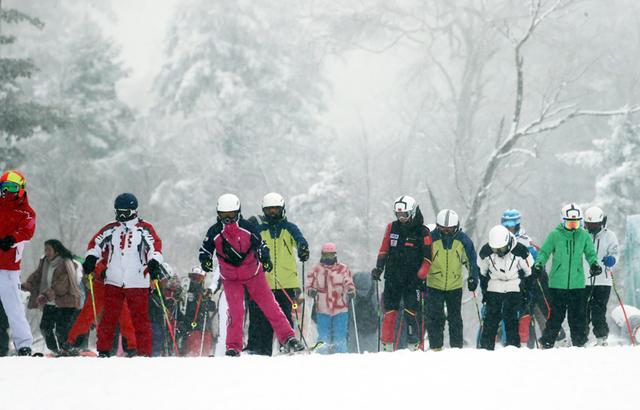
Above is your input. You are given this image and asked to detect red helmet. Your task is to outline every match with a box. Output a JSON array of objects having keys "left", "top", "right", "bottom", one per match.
[{"left": 0, "top": 170, "right": 27, "bottom": 200}]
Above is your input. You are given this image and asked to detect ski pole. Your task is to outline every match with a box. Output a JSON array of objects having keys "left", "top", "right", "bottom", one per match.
[
  {"left": 191, "top": 293, "right": 203, "bottom": 329},
  {"left": 375, "top": 280, "right": 381, "bottom": 352},
  {"left": 472, "top": 291, "right": 482, "bottom": 348},
  {"left": 536, "top": 278, "right": 551, "bottom": 320},
  {"left": 154, "top": 280, "right": 180, "bottom": 355},
  {"left": 300, "top": 261, "right": 306, "bottom": 343},
  {"left": 88, "top": 273, "right": 98, "bottom": 331},
  {"left": 273, "top": 277, "right": 309, "bottom": 348},
  {"left": 350, "top": 296, "right": 361, "bottom": 354},
  {"left": 420, "top": 288, "right": 426, "bottom": 351},
  {"left": 609, "top": 270, "right": 636, "bottom": 346},
  {"left": 199, "top": 309, "right": 208, "bottom": 356}
]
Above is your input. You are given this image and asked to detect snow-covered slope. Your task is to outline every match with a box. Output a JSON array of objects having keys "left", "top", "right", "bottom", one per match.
[{"left": 2, "top": 347, "right": 637, "bottom": 410}]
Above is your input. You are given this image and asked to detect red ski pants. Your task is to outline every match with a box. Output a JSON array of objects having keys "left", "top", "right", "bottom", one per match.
[
  {"left": 223, "top": 272, "right": 294, "bottom": 352},
  {"left": 67, "top": 280, "right": 137, "bottom": 349},
  {"left": 97, "top": 285, "right": 152, "bottom": 356}
]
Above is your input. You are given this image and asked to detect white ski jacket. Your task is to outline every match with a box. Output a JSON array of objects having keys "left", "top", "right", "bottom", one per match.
[
  {"left": 583, "top": 228, "right": 619, "bottom": 287},
  {"left": 478, "top": 241, "right": 534, "bottom": 293}
]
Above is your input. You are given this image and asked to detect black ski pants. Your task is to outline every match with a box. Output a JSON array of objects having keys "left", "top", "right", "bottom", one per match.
[
  {"left": 425, "top": 287, "right": 463, "bottom": 349},
  {"left": 40, "top": 305, "right": 76, "bottom": 352},
  {"left": 480, "top": 291, "right": 521, "bottom": 350},
  {"left": 382, "top": 275, "right": 421, "bottom": 345},
  {"left": 0, "top": 300, "right": 8, "bottom": 356},
  {"left": 586, "top": 285, "right": 611, "bottom": 339},
  {"left": 541, "top": 288, "right": 587, "bottom": 347},
  {"left": 246, "top": 288, "right": 295, "bottom": 356}
]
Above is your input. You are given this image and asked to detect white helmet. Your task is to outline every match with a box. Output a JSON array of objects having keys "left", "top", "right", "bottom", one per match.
[
  {"left": 489, "top": 225, "right": 513, "bottom": 256},
  {"left": 217, "top": 193, "right": 241, "bottom": 213},
  {"left": 436, "top": 209, "right": 459, "bottom": 228},
  {"left": 561, "top": 203, "right": 582, "bottom": 220},
  {"left": 585, "top": 206, "right": 605, "bottom": 223},
  {"left": 394, "top": 195, "right": 417, "bottom": 222},
  {"left": 262, "top": 192, "right": 285, "bottom": 209},
  {"left": 190, "top": 265, "right": 205, "bottom": 276}
]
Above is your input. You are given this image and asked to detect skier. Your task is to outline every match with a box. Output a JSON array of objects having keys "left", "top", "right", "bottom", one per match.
[
  {"left": 371, "top": 195, "right": 432, "bottom": 351},
  {"left": 180, "top": 266, "right": 216, "bottom": 356},
  {"left": 533, "top": 203, "right": 600, "bottom": 348},
  {"left": 583, "top": 206, "right": 619, "bottom": 346},
  {"left": 0, "top": 170, "right": 35, "bottom": 356},
  {"left": 66, "top": 253, "right": 138, "bottom": 354},
  {"left": 82, "top": 193, "right": 163, "bottom": 357},
  {"left": 478, "top": 225, "right": 534, "bottom": 350},
  {"left": 501, "top": 209, "right": 565, "bottom": 346},
  {"left": 149, "top": 263, "right": 182, "bottom": 356},
  {"left": 306, "top": 242, "right": 355, "bottom": 354},
  {"left": 246, "top": 192, "right": 309, "bottom": 356},
  {"left": 199, "top": 193, "right": 304, "bottom": 356},
  {"left": 425, "top": 209, "right": 479, "bottom": 350},
  {"left": 22, "top": 239, "right": 81, "bottom": 355}
]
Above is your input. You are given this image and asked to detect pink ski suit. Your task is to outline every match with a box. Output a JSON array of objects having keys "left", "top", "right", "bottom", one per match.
[{"left": 199, "top": 218, "right": 294, "bottom": 353}]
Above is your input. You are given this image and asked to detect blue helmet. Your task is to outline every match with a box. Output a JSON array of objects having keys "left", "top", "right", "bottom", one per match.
[{"left": 501, "top": 209, "right": 521, "bottom": 229}]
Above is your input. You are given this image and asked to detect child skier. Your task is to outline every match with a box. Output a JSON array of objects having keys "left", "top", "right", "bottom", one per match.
[
  {"left": 306, "top": 243, "right": 355, "bottom": 354},
  {"left": 180, "top": 266, "right": 216, "bottom": 356}
]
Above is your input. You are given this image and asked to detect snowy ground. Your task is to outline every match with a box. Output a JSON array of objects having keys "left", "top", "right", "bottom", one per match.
[{"left": 1, "top": 347, "right": 638, "bottom": 410}]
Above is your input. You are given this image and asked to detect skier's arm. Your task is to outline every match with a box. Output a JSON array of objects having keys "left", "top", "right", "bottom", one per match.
[
  {"left": 583, "top": 232, "right": 598, "bottom": 266},
  {"left": 285, "top": 221, "right": 308, "bottom": 250},
  {"left": 85, "top": 222, "right": 117, "bottom": 259},
  {"left": 140, "top": 221, "right": 163, "bottom": 264},
  {"left": 535, "top": 232, "right": 554, "bottom": 268},
  {"left": 199, "top": 225, "right": 219, "bottom": 271},
  {"left": 460, "top": 233, "right": 480, "bottom": 280},
  {"left": 604, "top": 231, "right": 619, "bottom": 267},
  {"left": 12, "top": 208, "right": 36, "bottom": 243},
  {"left": 343, "top": 266, "right": 356, "bottom": 294},
  {"left": 375, "top": 224, "right": 392, "bottom": 271},
  {"left": 417, "top": 227, "right": 433, "bottom": 280}
]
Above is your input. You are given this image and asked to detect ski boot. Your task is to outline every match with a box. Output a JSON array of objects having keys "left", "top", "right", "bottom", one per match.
[
  {"left": 285, "top": 336, "right": 305, "bottom": 353},
  {"left": 98, "top": 351, "right": 111, "bottom": 358},
  {"left": 381, "top": 342, "right": 394, "bottom": 352},
  {"left": 17, "top": 347, "right": 32, "bottom": 356},
  {"left": 538, "top": 337, "right": 554, "bottom": 349},
  {"left": 596, "top": 337, "right": 608, "bottom": 346},
  {"left": 225, "top": 349, "right": 240, "bottom": 357}
]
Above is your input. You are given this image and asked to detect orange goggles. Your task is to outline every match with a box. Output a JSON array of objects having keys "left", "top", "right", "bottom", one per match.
[{"left": 564, "top": 219, "right": 581, "bottom": 230}]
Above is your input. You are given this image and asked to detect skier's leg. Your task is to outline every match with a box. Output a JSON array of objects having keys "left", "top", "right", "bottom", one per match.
[
  {"left": 446, "top": 288, "right": 463, "bottom": 348},
  {"left": 40, "top": 305, "right": 59, "bottom": 352},
  {"left": 402, "top": 285, "right": 421, "bottom": 348},
  {"left": 590, "top": 286, "right": 611, "bottom": 340},
  {"left": 381, "top": 279, "right": 401, "bottom": 349},
  {"left": 246, "top": 296, "right": 271, "bottom": 355},
  {"left": 96, "top": 284, "right": 125, "bottom": 353},
  {"left": 504, "top": 292, "right": 522, "bottom": 347},
  {"left": 120, "top": 301, "right": 138, "bottom": 350},
  {"left": 315, "top": 313, "right": 331, "bottom": 354},
  {"left": 425, "top": 287, "right": 445, "bottom": 349},
  {"left": 540, "top": 288, "right": 568, "bottom": 347},
  {"left": 245, "top": 274, "right": 294, "bottom": 345},
  {"left": 123, "top": 288, "right": 152, "bottom": 356},
  {"left": 567, "top": 288, "right": 587, "bottom": 347},
  {"left": 0, "top": 301, "right": 8, "bottom": 356},
  {"left": 333, "top": 312, "right": 349, "bottom": 353},
  {"left": 480, "top": 292, "right": 501, "bottom": 350},
  {"left": 221, "top": 279, "right": 246, "bottom": 353},
  {"left": 0, "top": 270, "right": 33, "bottom": 350}
]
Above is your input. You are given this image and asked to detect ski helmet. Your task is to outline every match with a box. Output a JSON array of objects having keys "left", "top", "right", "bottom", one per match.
[
  {"left": 394, "top": 195, "right": 417, "bottom": 223},
  {"left": 114, "top": 193, "right": 138, "bottom": 222},
  {"left": 262, "top": 192, "right": 285, "bottom": 221},
  {"left": 561, "top": 203, "right": 582, "bottom": 231},
  {"left": 0, "top": 170, "right": 27, "bottom": 200},
  {"left": 189, "top": 265, "right": 206, "bottom": 283},
  {"left": 217, "top": 193, "right": 241, "bottom": 224},
  {"left": 585, "top": 206, "right": 606, "bottom": 234},
  {"left": 489, "top": 225, "right": 513, "bottom": 257},
  {"left": 501, "top": 209, "right": 521, "bottom": 231},
  {"left": 436, "top": 209, "right": 460, "bottom": 235}
]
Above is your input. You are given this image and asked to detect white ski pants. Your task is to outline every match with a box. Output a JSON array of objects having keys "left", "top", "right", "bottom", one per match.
[{"left": 0, "top": 270, "right": 33, "bottom": 349}]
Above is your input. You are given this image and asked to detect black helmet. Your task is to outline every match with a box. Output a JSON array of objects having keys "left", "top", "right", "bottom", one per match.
[
  {"left": 114, "top": 193, "right": 138, "bottom": 210},
  {"left": 114, "top": 193, "right": 138, "bottom": 222}
]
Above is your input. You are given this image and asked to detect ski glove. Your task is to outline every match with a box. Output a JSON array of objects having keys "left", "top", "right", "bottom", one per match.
[
  {"left": 201, "top": 258, "right": 213, "bottom": 272},
  {"left": 0, "top": 236, "right": 16, "bottom": 251},
  {"left": 531, "top": 264, "right": 543, "bottom": 279},
  {"left": 589, "top": 263, "right": 603, "bottom": 277},
  {"left": 82, "top": 255, "right": 98, "bottom": 276},
  {"left": 297, "top": 244, "right": 310, "bottom": 262},
  {"left": 307, "top": 288, "right": 317, "bottom": 298},
  {"left": 371, "top": 267, "right": 383, "bottom": 281},
  {"left": 204, "top": 299, "right": 216, "bottom": 312},
  {"left": 147, "top": 259, "right": 162, "bottom": 281},
  {"left": 467, "top": 276, "right": 478, "bottom": 292},
  {"left": 602, "top": 255, "right": 616, "bottom": 268},
  {"left": 262, "top": 259, "right": 273, "bottom": 273}
]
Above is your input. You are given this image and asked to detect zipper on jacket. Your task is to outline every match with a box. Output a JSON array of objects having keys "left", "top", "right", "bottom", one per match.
[
  {"left": 445, "top": 249, "right": 449, "bottom": 290},
  {"left": 567, "top": 232, "right": 574, "bottom": 289}
]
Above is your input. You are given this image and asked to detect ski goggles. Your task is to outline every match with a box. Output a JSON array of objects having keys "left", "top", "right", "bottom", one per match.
[
  {"left": 115, "top": 208, "right": 136, "bottom": 221},
  {"left": 0, "top": 181, "right": 20, "bottom": 194},
  {"left": 563, "top": 219, "right": 581, "bottom": 230}
]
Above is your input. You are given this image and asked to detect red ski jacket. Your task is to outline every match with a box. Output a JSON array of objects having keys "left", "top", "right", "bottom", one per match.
[{"left": 0, "top": 195, "right": 36, "bottom": 271}]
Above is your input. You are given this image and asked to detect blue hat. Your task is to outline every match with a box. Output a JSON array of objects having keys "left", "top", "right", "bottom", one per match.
[{"left": 501, "top": 209, "right": 521, "bottom": 228}]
